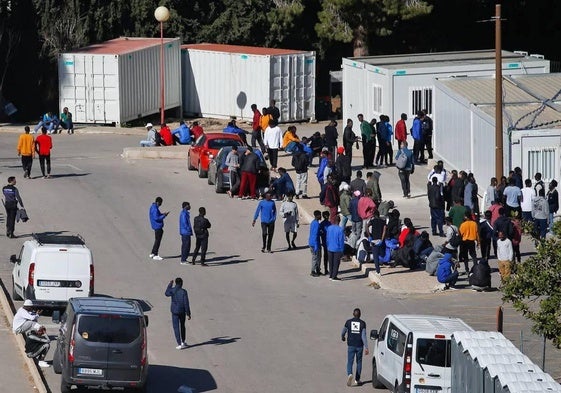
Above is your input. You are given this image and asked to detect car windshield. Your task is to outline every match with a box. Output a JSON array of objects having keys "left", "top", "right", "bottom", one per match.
[
  {"left": 416, "top": 338, "right": 451, "bottom": 367},
  {"left": 208, "top": 139, "right": 242, "bottom": 150},
  {"left": 77, "top": 315, "right": 140, "bottom": 343}
]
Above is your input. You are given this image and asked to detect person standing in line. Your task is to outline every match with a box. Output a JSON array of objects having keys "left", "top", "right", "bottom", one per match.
[
  {"left": 343, "top": 119, "right": 358, "bottom": 160},
  {"left": 263, "top": 119, "right": 282, "bottom": 172},
  {"left": 547, "top": 180, "right": 559, "bottom": 232},
  {"left": 191, "top": 207, "right": 211, "bottom": 266},
  {"left": 496, "top": 231, "right": 513, "bottom": 285},
  {"left": 335, "top": 146, "right": 352, "bottom": 185},
  {"left": 324, "top": 120, "right": 339, "bottom": 159},
  {"left": 395, "top": 141, "right": 415, "bottom": 198},
  {"left": 532, "top": 188, "right": 549, "bottom": 240},
  {"left": 411, "top": 111, "right": 425, "bottom": 163},
  {"left": 374, "top": 115, "right": 389, "bottom": 167},
  {"left": 339, "top": 182, "right": 352, "bottom": 228},
  {"left": 34, "top": 127, "right": 53, "bottom": 179},
  {"left": 308, "top": 210, "right": 322, "bottom": 277},
  {"left": 225, "top": 146, "right": 240, "bottom": 198},
  {"left": 2, "top": 176, "right": 24, "bottom": 238},
  {"left": 13, "top": 299, "right": 41, "bottom": 335},
  {"left": 165, "top": 277, "right": 191, "bottom": 349},
  {"left": 252, "top": 192, "right": 277, "bottom": 253},
  {"left": 280, "top": 194, "right": 299, "bottom": 250},
  {"left": 267, "top": 99, "right": 280, "bottom": 122},
  {"left": 291, "top": 144, "right": 310, "bottom": 199},
  {"left": 383, "top": 115, "right": 394, "bottom": 166},
  {"left": 149, "top": 197, "right": 169, "bottom": 261},
  {"left": 478, "top": 210, "right": 494, "bottom": 261},
  {"left": 483, "top": 177, "right": 498, "bottom": 212},
  {"left": 520, "top": 178, "right": 534, "bottom": 222},
  {"left": 319, "top": 210, "right": 331, "bottom": 275},
  {"left": 17, "top": 126, "right": 35, "bottom": 179},
  {"left": 326, "top": 215, "right": 345, "bottom": 281},
  {"left": 427, "top": 176, "right": 445, "bottom": 236},
  {"left": 322, "top": 174, "right": 340, "bottom": 224},
  {"left": 394, "top": 113, "right": 408, "bottom": 146},
  {"left": 421, "top": 109, "right": 434, "bottom": 159},
  {"left": 358, "top": 114, "right": 374, "bottom": 169},
  {"left": 502, "top": 178, "right": 522, "bottom": 218},
  {"left": 179, "top": 202, "right": 193, "bottom": 265},
  {"left": 251, "top": 104, "right": 266, "bottom": 151},
  {"left": 341, "top": 308, "right": 369, "bottom": 387},
  {"left": 458, "top": 213, "right": 479, "bottom": 274}
]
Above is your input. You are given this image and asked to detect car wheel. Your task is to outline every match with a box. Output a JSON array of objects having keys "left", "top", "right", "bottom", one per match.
[
  {"left": 187, "top": 153, "right": 195, "bottom": 170},
  {"left": 12, "top": 278, "right": 22, "bottom": 301},
  {"left": 53, "top": 346, "right": 62, "bottom": 374},
  {"left": 60, "top": 380, "right": 71, "bottom": 393},
  {"left": 198, "top": 162, "right": 207, "bottom": 178},
  {"left": 371, "top": 360, "right": 384, "bottom": 388},
  {"left": 215, "top": 175, "right": 225, "bottom": 193}
]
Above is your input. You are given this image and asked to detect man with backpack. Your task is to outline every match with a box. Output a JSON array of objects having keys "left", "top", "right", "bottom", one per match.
[{"left": 395, "top": 141, "right": 414, "bottom": 198}]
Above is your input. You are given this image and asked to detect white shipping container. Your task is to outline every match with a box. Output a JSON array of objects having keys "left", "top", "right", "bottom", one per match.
[
  {"left": 182, "top": 43, "right": 315, "bottom": 122},
  {"left": 59, "top": 37, "right": 182, "bottom": 126}
]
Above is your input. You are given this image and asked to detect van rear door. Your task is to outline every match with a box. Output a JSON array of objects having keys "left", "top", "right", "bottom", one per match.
[
  {"left": 34, "top": 249, "right": 91, "bottom": 302},
  {"left": 412, "top": 337, "right": 452, "bottom": 393},
  {"left": 105, "top": 316, "right": 144, "bottom": 383}
]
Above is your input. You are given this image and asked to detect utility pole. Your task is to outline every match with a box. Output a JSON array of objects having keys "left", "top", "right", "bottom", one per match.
[{"left": 495, "top": 3, "right": 504, "bottom": 179}]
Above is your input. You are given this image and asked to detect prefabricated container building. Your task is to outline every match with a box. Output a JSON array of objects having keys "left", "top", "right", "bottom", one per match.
[
  {"left": 342, "top": 49, "right": 550, "bottom": 133},
  {"left": 59, "top": 37, "right": 182, "bottom": 126},
  {"left": 181, "top": 43, "right": 316, "bottom": 123}
]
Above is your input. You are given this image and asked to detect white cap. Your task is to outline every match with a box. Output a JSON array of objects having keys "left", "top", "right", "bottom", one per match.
[
  {"left": 23, "top": 299, "right": 33, "bottom": 307},
  {"left": 145, "top": 123, "right": 153, "bottom": 128}
]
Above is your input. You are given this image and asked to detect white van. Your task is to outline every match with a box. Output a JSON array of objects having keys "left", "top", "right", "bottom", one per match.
[
  {"left": 10, "top": 233, "right": 94, "bottom": 309},
  {"left": 370, "top": 314, "right": 474, "bottom": 393}
]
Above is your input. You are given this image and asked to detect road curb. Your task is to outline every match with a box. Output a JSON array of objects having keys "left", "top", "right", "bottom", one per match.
[{"left": 0, "top": 281, "right": 48, "bottom": 393}]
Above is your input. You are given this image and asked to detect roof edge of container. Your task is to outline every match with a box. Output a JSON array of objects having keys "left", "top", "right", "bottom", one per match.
[{"left": 181, "top": 43, "right": 313, "bottom": 56}]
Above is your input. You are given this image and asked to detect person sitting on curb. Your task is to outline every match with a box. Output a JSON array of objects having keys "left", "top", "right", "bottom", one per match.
[
  {"left": 24, "top": 325, "right": 51, "bottom": 368},
  {"left": 140, "top": 123, "right": 156, "bottom": 147},
  {"left": 172, "top": 121, "right": 192, "bottom": 145},
  {"left": 282, "top": 126, "right": 301, "bottom": 153},
  {"left": 468, "top": 259, "right": 492, "bottom": 291},
  {"left": 34, "top": 111, "right": 60, "bottom": 134},
  {"left": 13, "top": 299, "right": 42, "bottom": 335},
  {"left": 223, "top": 119, "right": 248, "bottom": 145},
  {"left": 436, "top": 253, "right": 459, "bottom": 290}
]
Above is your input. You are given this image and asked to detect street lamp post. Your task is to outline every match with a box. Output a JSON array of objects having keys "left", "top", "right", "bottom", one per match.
[{"left": 154, "top": 6, "right": 170, "bottom": 126}]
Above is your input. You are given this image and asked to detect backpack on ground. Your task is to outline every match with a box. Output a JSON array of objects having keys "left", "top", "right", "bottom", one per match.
[{"left": 395, "top": 150, "right": 408, "bottom": 169}]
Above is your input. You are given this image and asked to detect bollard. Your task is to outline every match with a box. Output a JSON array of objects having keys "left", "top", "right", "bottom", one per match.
[{"left": 496, "top": 305, "right": 503, "bottom": 333}]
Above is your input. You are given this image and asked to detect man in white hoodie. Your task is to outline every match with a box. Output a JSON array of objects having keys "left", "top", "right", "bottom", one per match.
[
  {"left": 13, "top": 299, "right": 41, "bottom": 334},
  {"left": 263, "top": 119, "right": 282, "bottom": 172}
]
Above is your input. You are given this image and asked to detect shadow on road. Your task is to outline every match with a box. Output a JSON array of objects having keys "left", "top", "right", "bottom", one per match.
[
  {"left": 187, "top": 336, "right": 241, "bottom": 349},
  {"left": 148, "top": 364, "right": 217, "bottom": 392}
]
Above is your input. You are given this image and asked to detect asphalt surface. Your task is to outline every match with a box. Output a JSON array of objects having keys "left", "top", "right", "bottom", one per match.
[{"left": 0, "top": 120, "right": 560, "bottom": 393}]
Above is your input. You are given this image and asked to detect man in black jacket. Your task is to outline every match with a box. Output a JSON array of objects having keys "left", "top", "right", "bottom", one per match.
[
  {"left": 291, "top": 144, "right": 310, "bottom": 199},
  {"left": 427, "top": 176, "right": 445, "bottom": 236},
  {"left": 237, "top": 147, "right": 261, "bottom": 199},
  {"left": 468, "top": 259, "right": 491, "bottom": 291},
  {"left": 165, "top": 277, "right": 192, "bottom": 349},
  {"left": 335, "top": 146, "right": 352, "bottom": 185},
  {"left": 324, "top": 120, "right": 338, "bottom": 158},
  {"left": 2, "top": 176, "right": 25, "bottom": 238}
]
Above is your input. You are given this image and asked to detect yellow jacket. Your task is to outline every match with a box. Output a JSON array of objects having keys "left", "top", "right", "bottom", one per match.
[
  {"left": 17, "top": 133, "right": 35, "bottom": 157},
  {"left": 282, "top": 131, "right": 300, "bottom": 149},
  {"left": 459, "top": 220, "right": 479, "bottom": 242},
  {"left": 260, "top": 114, "right": 271, "bottom": 132}
]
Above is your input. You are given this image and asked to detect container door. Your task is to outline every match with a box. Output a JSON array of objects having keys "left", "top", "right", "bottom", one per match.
[
  {"left": 84, "top": 57, "right": 96, "bottom": 122},
  {"left": 521, "top": 135, "right": 559, "bottom": 183},
  {"left": 59, "top": 54, "right": 88, "bottom": 123}
]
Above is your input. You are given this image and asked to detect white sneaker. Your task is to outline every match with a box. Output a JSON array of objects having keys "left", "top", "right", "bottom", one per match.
[
  {"left": 175, "top": 344, "right": 183, "bottom": 350},
  {"left": 347, "top": 374, "right": 353, "bottom": 387},
  {"left": 152, "top": 255, "right": 163, "bottom": 261},
  {"left": 181, "top": 343, "right": 188, "bottom": 349},
  {"left": 180, "top": 261, "right": 188, "bottom": 265},
  {"left": 38, "top": 360, "right": 50, "bottom": 368},
  {"left": 149, "top": 253, "right": 155, "bottom": 258}
]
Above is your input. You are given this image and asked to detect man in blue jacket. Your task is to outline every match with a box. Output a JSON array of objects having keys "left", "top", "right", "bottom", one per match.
[
  {"left": 172, "top": 121, "right": 192, "bottom": 145},
  {"left": 411, "top": 110, "right": 425, "bottom": 163},
  {"left": 252, "top": 192, "right": 277, "bottom": 253},
  {"left": 165, "top": 277, "right": 191, "bottom": 349},
  {"left": 436, "top": 253, "right": 459, "bottom": 289},
  {"left": 326, "top": 215, "right": 345, "bottom": 280},
  {"left": 179, "top": 202, "right": 193, "bottom": 265},
  {"left": 308, "top": 210, "right": 322, "bottom": 277},
  {"left": 149, "top": 196, "right": 169, "bottom": 261}
]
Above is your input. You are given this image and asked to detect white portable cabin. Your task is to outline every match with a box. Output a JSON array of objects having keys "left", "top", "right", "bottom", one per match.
[
  {"left": 181, "top": 43, "right": 316, "bottom": 123},
  {"left": 434, "top": 73, "right": 561, "bottom": 187},
  {"left": 341, "top": 50, "right": 549, "bottom": 130},
  {"left": 59, "top": 37, "right": 182, "bottom": 126}
]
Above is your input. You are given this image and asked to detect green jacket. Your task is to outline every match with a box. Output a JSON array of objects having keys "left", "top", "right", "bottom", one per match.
[
  {"left": 360, "top": 120, "right": 373, "bottom": 142},
  {"left": 339, "top": 191, "right": 351, "bottom": 216}
]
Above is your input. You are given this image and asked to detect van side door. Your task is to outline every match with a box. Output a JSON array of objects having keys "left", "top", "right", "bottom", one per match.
[{"left": 379, "top": 322, "right": 407, "bottom": 387}]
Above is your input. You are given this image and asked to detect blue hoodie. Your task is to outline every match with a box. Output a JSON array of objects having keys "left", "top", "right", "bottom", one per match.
[
  {"left": 326, "top": 224, "right": 345, "bottom": 252},
  {"left": 411, "top": 117, "right": 422, "bottom": 141},
  {"left": 149, "top": 202, "right": 166, "bottom": 230},
  {"left": 317, "top": 156, "right": 328, "bottom": 184},
  {"left": 254, "top": 199, "right": 277, "bottom": 224},
  {"left": 172, "top": 124, "right": 191, "bottom": 144},
  {"left": 308, "top": 219, "right": 321, "bottom": 252},
  {"left": 179, "top": 209, "right": 193, "bottom": 236},
  {"left": 436, "top": 253, "right": 455, "bottom": 283}
]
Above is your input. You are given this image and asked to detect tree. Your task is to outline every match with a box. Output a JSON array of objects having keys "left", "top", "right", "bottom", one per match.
[
  {"left": 315, "top": 0, "right": 432, "bottom": 57},
  {"left": 502, "top": 221, "right": 561, "bottom": 349}
]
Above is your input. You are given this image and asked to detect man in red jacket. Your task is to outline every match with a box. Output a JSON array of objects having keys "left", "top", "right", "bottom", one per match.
[
  {"left": 34, "top": 127, "right": 53, "bottom": 178},
  {"left": 394, "top": 113, "right": 408, "bottom": 146},
  {"left": 159, "top": 123, "right": 173, "bottom": 146}
]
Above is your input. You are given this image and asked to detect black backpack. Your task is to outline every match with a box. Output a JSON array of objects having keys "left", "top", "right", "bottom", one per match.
[{"left": 449, "top": 228, "right": 461, "bottom": 248}]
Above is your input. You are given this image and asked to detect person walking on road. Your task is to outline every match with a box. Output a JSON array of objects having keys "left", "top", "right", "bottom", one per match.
[
  {"left": 395, "top": 141, "right": 415, "bottom": 198},
  {"left": 2, "top": 176, "right": 25, "bottom": 238},
  {"left": 149, "top": 197, "right": 169, "bottom": 261},
  {"left": 35, "top": 127, "right": 53, "bottom": 178},
  {"left": 13, "top": 299, "right": 42, "bottom": 335},
  {"left": 252, "top": 192, "right": 277, "bottom": 253},
  {"left": 165, "top": 277, "right": 191, "bottom": 349},
  {"left": 191, "top": 207, "right": 211, "bottom": 266},
  {"left": 326, "top": 215, "right": 345, "bottom": 280},
  {"left": 308, "top": 210, "right": 322, "bottom": 277},
  {"left": 280, "top": 194, "right": 299, "bottom": 250},
  {"left": 342, "top": 308, "right": 369, "bottom": 387},
  {"left": 179, "top": 202, "right": 193, "bottom": 265},
  {"left": 17, "top": 126, "right": 35, "bottom": 179}
]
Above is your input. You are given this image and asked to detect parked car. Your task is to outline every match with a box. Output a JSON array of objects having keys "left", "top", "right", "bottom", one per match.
[
  {"left": 369, "top": 314, "right": 473, "bottom": 393},
  {"left": 52, "top": 297, "right": 149, "bottom": 393},
  {"left": 187, "top": 132, "right": 244, "bottom": 178},
  {"left": 207, "top": 146, "right": 270, "bottom": 193},
  {"left": 10, "top": 233, "right": 94, "bottom": 309}
]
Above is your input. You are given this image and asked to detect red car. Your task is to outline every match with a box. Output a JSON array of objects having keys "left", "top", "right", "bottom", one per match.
[{"left": 188, "top": 132, "right": 244, "bottom": 178}]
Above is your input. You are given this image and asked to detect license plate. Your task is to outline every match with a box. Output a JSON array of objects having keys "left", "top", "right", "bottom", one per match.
[
  {"left": 78, "top": 368, "right": 103, "bottom": 376},
  {"left": 416, "top": 389, "right": 438, "bottom": 393},
  {"left": 38, "top": 280, "right": 61, "bottom": 287}
]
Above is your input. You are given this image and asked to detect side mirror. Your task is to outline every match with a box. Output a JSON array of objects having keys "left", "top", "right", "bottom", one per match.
[
  {"left": 9, "top": 254, "right": 18, "bottom": 263},
  {"left": 52, "top": 310, "right": 61, "bottom": 323},
  {"left": 370, "top": 329, "right": 379, "bottom": 340},
  {"left": 144, "top": 315, "right": 149, "bottom": 327}
]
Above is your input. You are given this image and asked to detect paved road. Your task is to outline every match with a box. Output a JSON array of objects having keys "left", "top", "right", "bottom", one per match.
[{"left": 0, "top": 124, "right": 560, "bottom": 393}]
